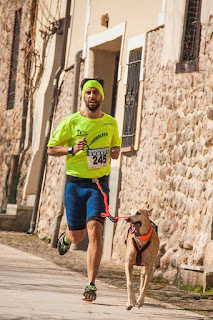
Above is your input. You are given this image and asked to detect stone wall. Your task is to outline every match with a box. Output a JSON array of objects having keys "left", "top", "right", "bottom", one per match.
[
  {"left": 37, "top": 64, "right": 85, "bottom": 239},
  {"left": 0, "top": 0, "right": 33, "bottom": 210},
  {"left": 112, "top": 18, "right": 213, "bottom": 282}
]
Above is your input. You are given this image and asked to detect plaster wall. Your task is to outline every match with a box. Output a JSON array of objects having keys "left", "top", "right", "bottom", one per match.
[{"left": 23, "top": 1, "right": 66, "bottom": 198}]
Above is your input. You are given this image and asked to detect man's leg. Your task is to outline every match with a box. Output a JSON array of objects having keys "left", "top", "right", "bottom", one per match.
[
  {"left": 57, "top": 227, "right": 86, "bottom": 255},
  {"left": 59, "top": 181, "right": 87, "bottom": 255},
  {"left": 86, "top": 220, "right": 103, "bottom": 283},
  {"left": 65, "top": 227, "right": 85, "bottom": 244},
  {"left": 82, "top": 180, "right": 108, "bottom": 300},
  {"left": 82, "top": 220, "right": 103, "bottom": 301}
]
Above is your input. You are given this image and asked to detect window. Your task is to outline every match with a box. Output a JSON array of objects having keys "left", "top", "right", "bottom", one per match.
[
  {"left": 122, "top": 48, "right": 142, "bottom": 148},
  {"left": 7, "top": 9, "right": 22, "bottom": 110},
  {"left": 176, "top": 0, "right": 202, "bottom": 73}
]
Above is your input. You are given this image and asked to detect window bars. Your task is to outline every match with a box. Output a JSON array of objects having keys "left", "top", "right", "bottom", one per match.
[
  {"left": 122, "top": 48, "right": 142, "bottom": 148},
  {"left": 176, "top": 0, "right": 202, "bottom": 73},
  {"left": 7, "top": 9, "right": 22, "bottom": 110}
]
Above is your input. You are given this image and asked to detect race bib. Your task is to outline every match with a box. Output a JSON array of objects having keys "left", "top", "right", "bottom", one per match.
[{"left": 87, "top": 147, "right": 109, "bottom": 169}]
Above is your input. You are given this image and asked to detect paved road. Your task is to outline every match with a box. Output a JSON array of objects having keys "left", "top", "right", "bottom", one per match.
[{"left": 0, "top": 244, "right": 209, "bottom": 320}]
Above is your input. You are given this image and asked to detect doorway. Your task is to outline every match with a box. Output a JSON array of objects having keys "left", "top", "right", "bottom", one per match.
[{"left": 92, "top": 48, "right": 120, "bottom": 116}]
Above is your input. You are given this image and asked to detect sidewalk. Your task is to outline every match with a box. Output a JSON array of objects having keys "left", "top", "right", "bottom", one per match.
[{"left": 0, "top": 244, "right": 209, "bottom": 320}]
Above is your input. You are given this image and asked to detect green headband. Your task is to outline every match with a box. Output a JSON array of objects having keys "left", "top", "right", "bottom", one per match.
[{"left": 82, "top": 80, "right": 104, "bottom": 100}]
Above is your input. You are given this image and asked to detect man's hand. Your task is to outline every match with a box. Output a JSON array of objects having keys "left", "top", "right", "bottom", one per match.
[
  {"left": 110, "top": 146, "right": 120, "bottom": 159},
  {"left": 73, "top": 137, "right": 87, "bottom": 154}
]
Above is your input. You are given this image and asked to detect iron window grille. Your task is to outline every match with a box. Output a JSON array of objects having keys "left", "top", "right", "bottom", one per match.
[
  {"left": 176, "top": 0, "right": 202, "bottom": 73},
  {"left": 7, "top": 9, "right": 22, "bottom": 110},
  {"left": 122, "top": 48, "right": 142, "bottom": 148}
]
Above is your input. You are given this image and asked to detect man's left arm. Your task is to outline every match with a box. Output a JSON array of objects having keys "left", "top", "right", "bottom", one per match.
[
  {"left": 110, "top": 146, "right": 120, "bottom": 159},
  {"left": 110, "top": 119, "right": 122, "bottom": 159}
]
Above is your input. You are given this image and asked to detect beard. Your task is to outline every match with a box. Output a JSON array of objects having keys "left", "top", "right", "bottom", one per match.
[{"left": 85, "top": 100, "right": 101, "bottom": 111}]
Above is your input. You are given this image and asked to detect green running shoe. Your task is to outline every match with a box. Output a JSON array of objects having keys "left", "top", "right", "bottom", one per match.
[
  {"left": 83, "top": 282, "right": 97, "bottom": 301},
  {"left": 57, "top": 232, "right": 71, "bottom": 255}
]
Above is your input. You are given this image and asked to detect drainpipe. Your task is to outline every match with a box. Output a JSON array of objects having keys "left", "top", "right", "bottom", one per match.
[
  {"left": 50, "top": 49, "right": 83, "bottom": 248},
  {"left": 71, "top": 50, "right": 83, "bottom": 114},
  {"left": 27, "top": 0, "right": 72, "bottom": 234}
]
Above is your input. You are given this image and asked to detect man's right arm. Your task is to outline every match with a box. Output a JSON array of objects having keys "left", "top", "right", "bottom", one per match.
[
  {"left": 47, "top": 146, "right": 69, "bottom": 157},
  {"left": 47, "top": 137, "right": 87, "bottom": 157}
]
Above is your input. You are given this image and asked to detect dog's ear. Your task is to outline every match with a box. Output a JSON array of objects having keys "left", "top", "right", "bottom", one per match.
[
  {"left": 129, "top": 209, "right": 139, "bottom": 216},
  {"left": 147, "top": 208, "right": 153, "bottom": 216}
]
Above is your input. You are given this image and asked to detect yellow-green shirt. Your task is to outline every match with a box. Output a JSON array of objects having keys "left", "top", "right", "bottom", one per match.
[{"left": 48, "top": 111, "right": 122, "bottom": 178}]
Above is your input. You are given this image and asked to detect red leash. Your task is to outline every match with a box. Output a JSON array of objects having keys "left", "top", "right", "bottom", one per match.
[{"left": 93, "top": 179, "right": 129, "bottom": 223}]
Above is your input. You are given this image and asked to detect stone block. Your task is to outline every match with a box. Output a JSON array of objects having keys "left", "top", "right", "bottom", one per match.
[
  {"left": 204, "top": 241, "right": 213, "bottom": 267},
  {"left": 207, "top": 107, "right": 213, "bottom": 120},
  {"left": 180, "top": 265, "right": 204, "bottom": 287},
  {"left": 160, "top": 248, "right": 174, "bottom": 270},
  {"left": 26, "top": 195, "right": 35, "bottom": 207},
  {"left": 180, "top": 263, "right": 213, "bottom": 291},
  {"left": 203, "top": 269, "right": 213, "bottom": 291},
  {"left": 6, "top": 204, "right": 17, "bottom": 215},
  {"left": 183, "top": 241, "right": 193, "bottom": 250},
  {"left": 0, "top": 206, "right": 32, "bottom": 232}
]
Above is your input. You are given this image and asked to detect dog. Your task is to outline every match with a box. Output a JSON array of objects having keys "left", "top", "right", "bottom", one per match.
[{"left": 125, "top": 208, "right": 159, "bottom": 310}]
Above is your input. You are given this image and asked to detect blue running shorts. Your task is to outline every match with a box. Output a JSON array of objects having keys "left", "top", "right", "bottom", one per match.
[{"left": 65, "top": 180, "right": 109, "bottom": 230}]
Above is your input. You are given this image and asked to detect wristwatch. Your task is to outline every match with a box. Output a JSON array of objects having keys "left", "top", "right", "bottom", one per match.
[{"left": 67, "top": 146, "right": 75, "bottom": 156}]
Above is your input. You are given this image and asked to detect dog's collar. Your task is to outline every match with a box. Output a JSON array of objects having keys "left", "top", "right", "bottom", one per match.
[{"left": 133, "top": 223, "right": 153, "bottom": 241}]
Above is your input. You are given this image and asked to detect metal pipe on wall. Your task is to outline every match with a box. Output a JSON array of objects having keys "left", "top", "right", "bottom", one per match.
[{"left": 71, "top": 50, "right": 83, "bottom": 114}]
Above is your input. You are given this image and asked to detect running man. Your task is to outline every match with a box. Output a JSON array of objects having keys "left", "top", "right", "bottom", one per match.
[{"left": 47, "top": 77, "right": 121, "bottom": 301}]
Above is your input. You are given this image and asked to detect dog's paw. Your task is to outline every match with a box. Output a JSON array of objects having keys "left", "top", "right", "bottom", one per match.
[
  {"left": 126, "top": 298, "right": 136, "bottom": 310},
  {"left": 137, "top": 299, "right": 144, "bottom": 308},
  {"left": 126, "top": 304, "right": 134, "bottom": 310}
]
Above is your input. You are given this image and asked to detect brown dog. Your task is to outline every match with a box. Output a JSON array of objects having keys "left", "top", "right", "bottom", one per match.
[{"left": 125, "top": 209, "right": 159, "bottom": 310}]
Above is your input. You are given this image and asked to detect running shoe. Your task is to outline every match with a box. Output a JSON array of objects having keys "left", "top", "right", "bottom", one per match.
[
  {"left": 83, "top": 282, "right": 97, "bottom": 301},
  {"left": 57, "top": 232, "right": 71, "bottom": 255}
]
